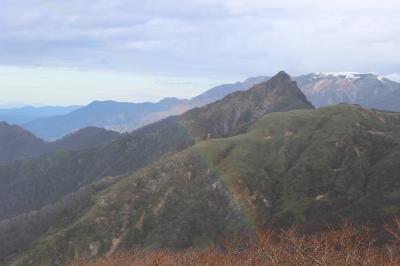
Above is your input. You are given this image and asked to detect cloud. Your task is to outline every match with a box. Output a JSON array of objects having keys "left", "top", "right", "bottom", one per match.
[{"left": 0, "top": 0, "right": 400, "bottom": 79}]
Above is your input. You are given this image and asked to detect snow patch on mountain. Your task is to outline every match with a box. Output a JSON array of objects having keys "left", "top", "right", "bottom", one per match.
[
  {"left": 386, "top": 73, "right": 400, "bottom": 82},
  {"left": 313, "top": 72, "right": 361, "bottom": 82},
  {"left": 311, "top": 72, "right": 390, "bottom": 84}
]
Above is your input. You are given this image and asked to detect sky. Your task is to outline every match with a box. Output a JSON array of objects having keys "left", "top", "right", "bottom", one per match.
[{"left": 0, "top": 0, "right": 400, "bottom": 106}]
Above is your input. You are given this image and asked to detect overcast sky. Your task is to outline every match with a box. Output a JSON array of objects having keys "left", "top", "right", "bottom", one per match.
[{"left": 1, "top": 0, "right": 400, "bottom": 106}]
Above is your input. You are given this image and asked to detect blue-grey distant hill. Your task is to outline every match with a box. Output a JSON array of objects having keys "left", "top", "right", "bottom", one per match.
[
  {"left": 0, "top": 105, "right": 81, "bottom": 124},
  {"left": 21, "top": 78, "right": 270, "bottom": 140},
  {"left": 23, "top": 98, "right": 184, "bottom": 140},
  {"left": 20, "top": 73, "right": 400, "bottom": 140}
]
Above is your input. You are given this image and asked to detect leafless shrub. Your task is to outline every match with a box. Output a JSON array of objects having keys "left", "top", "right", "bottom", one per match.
[{"left": 71, "top": 217, "right": 400, "bottom": 266}]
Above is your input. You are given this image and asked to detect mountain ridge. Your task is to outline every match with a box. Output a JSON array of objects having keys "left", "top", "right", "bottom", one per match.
[
  {"left": 178, "top": 71, "right": 314, "bottom": 138},
  {"left": 11, "top": 72, "right": 400, "bottom": 141},
  {"left": 0, "top": 72, "right": 315, "bottom": 262},
  {"left": 23, "top": 98, "right": 185, "bottom": 140},
  {"left": 11, "top": 103, "right": 400, "bottom": 265},
  {"left": 295, "top": 72, "right": 400, "bottom": 111},
  {"left": 0, "top": 105, "right": 81, "bottom": 124},
  {"left": 0, "top": 122, "right": 120, "bottom": 164},
  {"left": 2, "top": 72, "right": 400, "bottom": 264},
  {"left": 0, "top": 71, "right": 312, "bottom": 220},
  {"left": 19, "top": 77, "right": 274, "bottom": 140}
]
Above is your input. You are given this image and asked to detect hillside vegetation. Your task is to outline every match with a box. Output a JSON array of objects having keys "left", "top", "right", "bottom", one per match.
[
  {"left": 0, "top": 122, "right": 120, "bottom": 164},
  {"left": 0, "top": 72, "right": 316, "bottom": 265},
  {"left": 0, "top": 72, "right": 310, "bottom": 221},
  {"left": 13, "top": 104, "right": 400, "bottom": 265}
]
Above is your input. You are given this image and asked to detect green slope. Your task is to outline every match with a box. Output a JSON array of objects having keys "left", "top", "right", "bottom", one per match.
[
  {"left": 14, "top": 104, "right": 400, "bottom": 265},
  {"left": 0, "top": 117, "right": 194, "bottom": 221},
  {"left": 0, "top": 71, "right": 315, "bottom": 263},
  {"left": 0, "top": 71, "right": 312, "bottom": 222}
]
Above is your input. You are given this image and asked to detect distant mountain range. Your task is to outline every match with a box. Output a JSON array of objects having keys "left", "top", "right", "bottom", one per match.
[
  {"left": 0, "top": 105, "right": 81, "bottom": 124},
  {"left": 23, "top": 98, "right": 183, "bottom": 140},
  {"left": 0, "top": 121, "right": 119, "bottom": 164},
  {"left": 220, "top": 72, "right": 400, "bottom": 111},
  {"left": 2, "top": 72, "right": 400, "bottom": 265},
  {"left": 1, "top": 72, "right": 396, "bottom": 141},
  {"left": 296, "top": 72, "right": 400, "bottom": 110},
  {"left": 130, "top": 76, "right": 274, "bottom": 134},
  {"left": 18, "top": 77, "right": 275, "bottom": 141},
  {"left": 186, "top": 72, "right": 400, "bottom": 112}
]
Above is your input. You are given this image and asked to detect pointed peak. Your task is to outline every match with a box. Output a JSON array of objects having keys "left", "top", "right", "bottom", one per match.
[
  {"left": 158, "top": 97, "right": 183, "bottom": 105},
  {"left": 270, "top": 71, "right": 292, "bottom": 82}
]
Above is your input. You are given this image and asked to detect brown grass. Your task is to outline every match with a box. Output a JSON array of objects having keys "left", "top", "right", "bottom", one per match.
[{"left": 71, "top": 218, "right": 400, "bottom": 266}]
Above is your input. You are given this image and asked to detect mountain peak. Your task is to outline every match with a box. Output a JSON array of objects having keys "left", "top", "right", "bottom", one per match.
[
  {"left": 158, "top": 97, "right": 184, "bottom": 105},
  {"left": 270, "top": 71, "right": 291, "bottom": 82},
  {"left": 310, "top": 72, "right": 389, "bottom": 83},
  {"left": 180, "top": 70, "right": 313, "bottom": 138}
]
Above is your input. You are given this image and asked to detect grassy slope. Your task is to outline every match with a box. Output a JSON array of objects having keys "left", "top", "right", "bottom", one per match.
[
  {"left": 0, "top": 72, "right": 311, "bottom": 222},
  {"left": 14, "top": 104, "right": 400, "bottom": 265},
  {"left": 0, "top": 117, "right": 194, "bottom": 221}
]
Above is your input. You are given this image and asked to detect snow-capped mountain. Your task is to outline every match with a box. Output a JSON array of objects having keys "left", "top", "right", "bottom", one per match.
[{"left": 294, "top": 72, "right": 400, "bottom": 111}]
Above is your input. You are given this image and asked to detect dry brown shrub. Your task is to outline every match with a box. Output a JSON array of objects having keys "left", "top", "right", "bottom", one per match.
[{"left": 70, "top": 217, "right": 400, "bottom": 266}]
